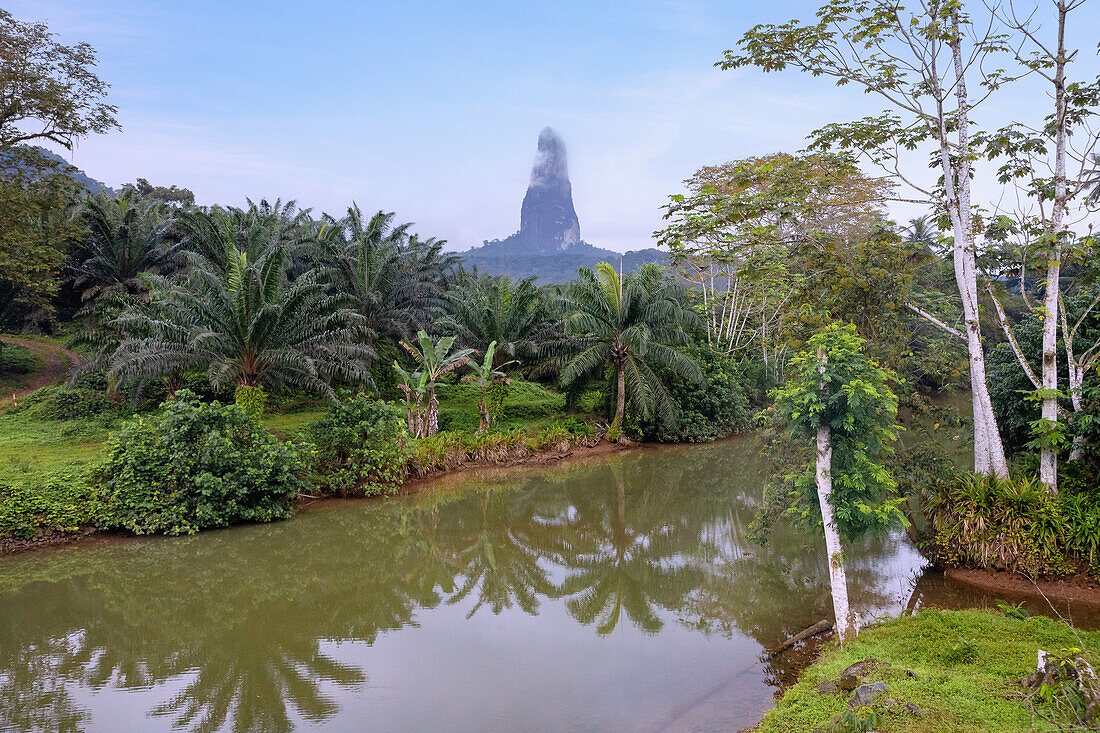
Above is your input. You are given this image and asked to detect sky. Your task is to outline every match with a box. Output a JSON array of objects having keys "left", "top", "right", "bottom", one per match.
[{"left": 13, "top": 0, "right": 1100, "bottom": 253}]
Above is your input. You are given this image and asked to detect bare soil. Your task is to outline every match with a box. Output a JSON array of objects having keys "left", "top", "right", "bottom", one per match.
[{"left": 944, "top": 567, "right": 1100, "bottom": 607}]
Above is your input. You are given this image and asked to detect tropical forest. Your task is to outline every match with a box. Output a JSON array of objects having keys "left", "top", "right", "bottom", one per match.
[{"left": 2, "top": 1, "right": 1100, "bottom": 731}]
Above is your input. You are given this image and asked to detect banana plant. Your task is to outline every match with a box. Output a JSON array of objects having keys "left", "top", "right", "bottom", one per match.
[
  {"left": 467, "top": 341, "right": 516, "bottom": 432},
  {"left": 394, "top": 331, "right": 473, "bottom": 438}
]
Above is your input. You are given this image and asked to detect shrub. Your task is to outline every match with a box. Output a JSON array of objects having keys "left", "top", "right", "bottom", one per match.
[
  {"left": 234, "top": 384, "right": 268, "bottom": 418},
  {"left": 94, "top": 390, "right": 308, "bottom": 535},
  {"left": 643, "top": 346, "right": 751, "bottom": 443},
  {"left": 923, "top": 472, "right": 1100, "bottom": 577},
  {"left": 0, "top": 474, "right": 99, "bottom": 539},
  {"left": 18, "top": 384, "right": 118, "bottom": 421},
  {"left": 309, "top": 395, "right": 408, "bottom": 497}
]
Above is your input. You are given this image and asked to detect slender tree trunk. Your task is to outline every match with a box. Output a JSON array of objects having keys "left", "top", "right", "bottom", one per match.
[
  {"left": 1038, "top": 5, "right": 1070, "bottom": 493},
  {"left": 612, "top": 364, "right": 626, "bottom": 442},
  {"left": 816, "top": 347, "right": 854, "bottom": 642},
  {"left": 816, "top": 423, "right": 853, "bottom": 642},
  {"left": 942, "top": 14, "right": 1009, "bottom": 478}
]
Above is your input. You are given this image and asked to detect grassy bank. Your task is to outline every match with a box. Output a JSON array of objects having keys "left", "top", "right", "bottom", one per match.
[
  {"left": 759, "top": 608, "right": 1100, "bottom": 732},
  {"left": 0, "top": 376, "right": 600, "bottom": 546}
]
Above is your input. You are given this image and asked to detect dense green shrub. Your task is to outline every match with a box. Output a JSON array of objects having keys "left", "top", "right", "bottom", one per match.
[
  {"left": 924, "top": 472, "right": 1100, "bottom": 577},
  {"left": 234, "top": 384, "right": 268, "bottom": 417},
  {"left": 95, "top": 390, "right": 308, "bottom": 535},
  {"left": 309, "top": 394, "right": 408, "bottom": 496},
  {"left": 18, "top": 384, "right": 119, "bottom": 421},
  {"left": 643, "top": 346, "right": 751, "bottom": 443},
  {"left": 0, "top": 474, "right": 99, "bottom": 539},
  {"left": 0, "top": 343, "right": 42, "bottom": 375}
]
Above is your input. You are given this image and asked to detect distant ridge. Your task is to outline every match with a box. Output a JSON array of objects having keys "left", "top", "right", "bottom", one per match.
[
  {"left": 1, "top": 146, "right": 114, "bottom": 195},
  {"left": 460, "top": 128, "right": 666, "bottom": 284}
]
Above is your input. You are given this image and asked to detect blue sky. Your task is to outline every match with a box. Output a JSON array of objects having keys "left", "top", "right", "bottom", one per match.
[{"left": 14, "top": 0, "right": 1100, "bottom": 252}]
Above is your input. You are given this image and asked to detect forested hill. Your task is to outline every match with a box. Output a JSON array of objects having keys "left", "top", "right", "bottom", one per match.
[
  {"left": 460, "top": 237, "right": 667, "bottom": 283},
  {"left": 1, "top": 146, "right": 114, "bottom": 195}
]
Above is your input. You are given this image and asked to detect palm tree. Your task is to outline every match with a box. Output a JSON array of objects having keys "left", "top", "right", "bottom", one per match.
[
  {"left": 1084, "top": 153, "right": 1100, "bottom": 204},
  {"left": 72, "top": 192, "right": 177, "bottom": 301},
  {"left": 436, "top": 272, "right": 553, "bottom": 368},
  {"left": 108, "top": 244, "right": 372, "bottom": 397},
  {"left": 394, "top": 331, "right": 473, "bottom": 437},
  {"left": 317, "top": 204, "right": 459, "bottom": 345},
  {"left": 901, "top": 215, "right": 938, "bottom": 250},
  {"left": 173, "top": 198, "right": 314, "bottom": 269},
  {"left": 545, "top": 263, "right": 702, "bottom": 440}
]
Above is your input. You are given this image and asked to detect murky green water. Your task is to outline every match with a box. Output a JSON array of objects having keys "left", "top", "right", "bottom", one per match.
[{"left": 0, "top": 439, "right": 1082, "bottom": 732}]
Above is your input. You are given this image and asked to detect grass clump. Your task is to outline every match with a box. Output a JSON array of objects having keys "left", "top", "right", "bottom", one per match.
[
  {"left": 924, "top": 473, "right": 1100, "bottom": 578},
  {"left": 758, "top": 608, "right": 1100, "bottom": 733}
]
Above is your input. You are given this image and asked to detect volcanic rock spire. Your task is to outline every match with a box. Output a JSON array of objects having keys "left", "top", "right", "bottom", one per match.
[{"left": 519, "top": 127, "right": 580, "bottom": 253}]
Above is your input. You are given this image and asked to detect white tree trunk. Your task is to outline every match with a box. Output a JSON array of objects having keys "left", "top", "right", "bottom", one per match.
[
  {"left": 1038, "top": 6, "right": 1069, "bottom": 493},
  {"left": 817, "top": 424, "right": 854, "bottom": 642},
  {"left": 942, "top": 14, "right": 1010, "bottom": 478}
]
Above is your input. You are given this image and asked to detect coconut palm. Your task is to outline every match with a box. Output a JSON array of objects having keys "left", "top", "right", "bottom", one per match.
[
  {"left": 901, "top": 215, "right": 938, "bottom": 251},
  {"left": 108, "top": 244, "right": 372, "bottom": 396},
  {"left": 436, "top": 272, "right": 554, "bottom": 369},
  {"left": 544, "top": 263, "right": 702, "bottom": 440},
  {"left": 72, "top": 192, "right": 177, "bottom": 300},
  {"left": 318, "top": 204, "right": 459, "bottom": 345},
  {"left": 394, "top": 331, "right": 473, "bottom": 437}
]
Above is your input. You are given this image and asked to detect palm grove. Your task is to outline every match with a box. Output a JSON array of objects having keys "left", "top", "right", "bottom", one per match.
[{"left": 1, "top": 2, "right": 1100, "bottom": 630}]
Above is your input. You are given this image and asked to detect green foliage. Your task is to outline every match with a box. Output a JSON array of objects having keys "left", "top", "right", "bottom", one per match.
[
  {"left": 759, "top": 609, "right": 1100, "bottom": 733},
  {"left": 925, "top": 472, "right": 1100, "bottom": 578},
  {"left": 108, "top": 242, "right": 373, "bottom": 397},
  {"left": 234, "top": 384, "right": 268, "bottom": 418},
  {"left": 437, "top": 272, "right": 552, "bottom": 369},
  {"left": 941, "top": 635, "right": 980, "bottom": 666},
  {"left": 643, "top": 345, "right": 750, "bottom": 443},
  {"left": 764, "top": 323, "right": 905, "bottom": 540},
  {"left": 309, "top": 395, "right": 407, "bottom": 497},
  {"left": 996, "top": 601, "right": 1030, "bottom": 621},
  {"left": 0, "top": 343, "right": 42, "bottom": 375},
  {"left": 435, "top": 378, "right": 565, "bottom": 432},
  {"left": 0, "top": 473, "right": 99, "bottom": 539},
  {"left": 545, "top": 262, "right": 702, "bottom": 429},
  {"left": 17, "top": 384, "right": 118, "bottom": 421},
  {"left": 94, "top": 390, "right": 308, "bottom": 535}
]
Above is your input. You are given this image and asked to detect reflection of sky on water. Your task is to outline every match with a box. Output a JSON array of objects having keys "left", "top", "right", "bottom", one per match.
[{"left": 0, "top": 438, "right": 1087, "bottom": 732}]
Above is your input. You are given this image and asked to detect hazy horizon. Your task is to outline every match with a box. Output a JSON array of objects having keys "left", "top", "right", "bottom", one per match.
[{"left": 14, "top": 0, "right": 1100, "bottom": 253}]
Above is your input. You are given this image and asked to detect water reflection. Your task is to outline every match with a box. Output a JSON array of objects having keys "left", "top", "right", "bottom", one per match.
[{"left": 0, "top": 439, "right": 1068, "bottom": 732}]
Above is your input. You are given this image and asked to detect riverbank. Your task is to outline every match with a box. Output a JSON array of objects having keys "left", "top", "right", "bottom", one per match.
[
  {"left": 1, "top": 428, "right": 637, "bottom": 557},
  {"left": 754, "top": 608, "right": 1100, "bottom": 732}
]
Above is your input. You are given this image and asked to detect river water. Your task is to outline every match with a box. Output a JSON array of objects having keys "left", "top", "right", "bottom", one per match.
[{"left": 0, "top": 438, "right": 1086, "bottom": 732}]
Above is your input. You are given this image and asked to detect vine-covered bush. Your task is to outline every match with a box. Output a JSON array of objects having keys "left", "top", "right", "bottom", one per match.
[
  {"left": 644, "top": 346, "right": 751, "bottom": 443},
  {"left": 95, "top": 390, "right": 308, "bottom": 535},
  {"left": 0, "top": 474, "right": 100, "bottom": 539},
  {"left": 309, "top": 394, "right": 407, "bottom": 496},
  {"left": 924, "top": 473, "right": 1100, "bottom": 577}
]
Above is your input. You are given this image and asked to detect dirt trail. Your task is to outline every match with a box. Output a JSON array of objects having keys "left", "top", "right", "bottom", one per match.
[{"left": 0, "top": 337, "right": 83, "bottom": 405}]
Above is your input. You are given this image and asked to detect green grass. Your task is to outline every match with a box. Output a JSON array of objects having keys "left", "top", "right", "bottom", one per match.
[
  {"left": 0, "top": 411, "right": 116, "bottom": 487},
  {"left": 435, "top": 378, "right": 568, "bottom": 432},
  {"left": 0, "top": 342, "right": 46, "bottom": 395},
  {"left": 759, "top": 608, "right": 1100, "bottom": 732}
]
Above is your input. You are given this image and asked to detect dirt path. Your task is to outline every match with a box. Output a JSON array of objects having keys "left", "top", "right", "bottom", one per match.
[{"left": 0, "top": 337, "right": 83, "bottom": 405}]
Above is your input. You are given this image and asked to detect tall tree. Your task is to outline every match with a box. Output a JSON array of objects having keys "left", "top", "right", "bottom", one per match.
[
  {"left": 0, "top": 9, "right": 119, "bottom": 152},
  {"left": 766, "top": 324, "right": 904, "bottom": 641},
  {"left": 545, "top": 263, "right": 702, "bottom": 441},
  {"left": 73, "top": 193, "right": 177, "bottom": 301},
  {"left": 979, "top": 1, "right": 1098, "bottom": 492},
  {"left": 318, "top": 205, "right": 458, "bottom": 345},
  {"left": 436, "top": 272, "right": 552, "bottom": 368},
  {"left": 109, "top": 245, "right": 371, "bottom": 396},
  {"left": 722, "top": 0, "right": 1013, "bottom": 477}
]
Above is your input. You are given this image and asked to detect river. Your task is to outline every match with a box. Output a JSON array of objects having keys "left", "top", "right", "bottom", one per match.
[{"left": 0, "top": 438, "right": 1086, "bottom": 732}]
